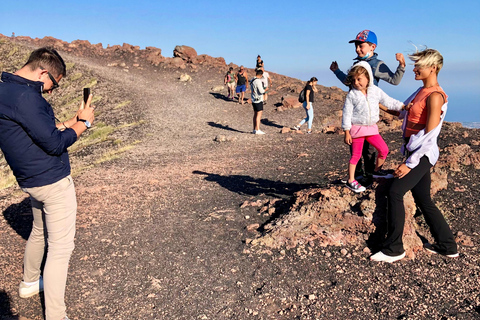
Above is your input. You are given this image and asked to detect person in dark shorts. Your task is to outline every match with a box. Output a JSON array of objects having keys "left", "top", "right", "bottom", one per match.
[
  {"left": 235, "top": 66, "right": 248, "bottom": 104},
  {"left": 250, "top": 69, "right": 269, "bottom": 134}
]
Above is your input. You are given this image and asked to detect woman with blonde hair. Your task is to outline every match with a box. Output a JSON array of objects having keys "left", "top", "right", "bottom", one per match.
[{"left": 371, "top": 48, "right": 458, "bottom": 263}]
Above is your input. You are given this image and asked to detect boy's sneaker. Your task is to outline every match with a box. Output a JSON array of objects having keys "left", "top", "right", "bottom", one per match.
[
  {"left": 253, "top": 130, "right": 266, "bottom": 135},
  {"left": 370, "top": 251, "right": 406, "bottom": 263},
  {"left": 424, "top": 243, "right": 459, "bottom": 258},
  {"left": 292, "top": 125, "right": 300, "bottom": 131},
  {"left": 372, "top": 169, "right": 394, "bottom": 179},
  {"left": 19, "top": 277, "right": 43, "bottom": 298},
  {"left": 345, "top": 180, "right": 366, "bottom": 193}
]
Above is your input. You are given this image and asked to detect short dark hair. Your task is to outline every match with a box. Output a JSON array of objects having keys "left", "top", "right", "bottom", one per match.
[
  {"left": 24, "top": 47, "right": 66, "bottom": 77},
  {"left": 256, "top": 69, "right": 263, "bottom": 76}
]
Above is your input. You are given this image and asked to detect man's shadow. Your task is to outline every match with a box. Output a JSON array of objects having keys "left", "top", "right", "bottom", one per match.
[
  {"left": 207, "top": 122, "right": 245, "bottom": 133},
  {"left": 3, "top": 197, "right": 32, "bottom": 240},
  {"left": 0, "top": 290, "right": 15, "bottom": 319},
  {"left": 193, "top": 170, "right": 318, "bottom": 198}
]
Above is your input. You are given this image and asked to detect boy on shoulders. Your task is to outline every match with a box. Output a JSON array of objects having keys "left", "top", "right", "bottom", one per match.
[{"left": 330, "top": 30, "right": 405, "bottom": 87}]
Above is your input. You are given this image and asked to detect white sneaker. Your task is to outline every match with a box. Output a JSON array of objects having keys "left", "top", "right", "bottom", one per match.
[
  {"left": 19, "top": 276, "right": 44, "bottom": 298},
  {"left": 370, "top": 251, "right": 405, "bottom": 263},
  {"left": 424, "top": 243, "right": 459, "bottom": 258},
  {"left": 254, "top": 130, "right": 266, "bottom": 135}
]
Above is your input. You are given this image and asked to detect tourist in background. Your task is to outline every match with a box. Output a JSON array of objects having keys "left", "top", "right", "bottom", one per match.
[
  {"left": 256, "top": 55, "right": 264, "bottom": 69},
  {"left": 250, "top": 68, "right": 269, "bottom": 134},
  {"left": 224, "top": 67, "right": 236, "bottom": 101},
  {"left": 293, "top": 77, "right": 318, "bottom": 134},
  {"left": 235, "top": 66, "right": 248, "bottom": 105},
  {"left": 259, "top": 66, "right": 272, "bottom": 104}
]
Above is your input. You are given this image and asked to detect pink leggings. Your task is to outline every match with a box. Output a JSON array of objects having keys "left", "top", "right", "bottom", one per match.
[{"left": 350, "top": 134, "right": 388, "bottom": 165}]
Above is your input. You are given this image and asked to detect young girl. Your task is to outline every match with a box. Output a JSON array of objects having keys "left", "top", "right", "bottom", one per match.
[
  {"left": 342, "top": 61, "right": 404, "bottom": 192},
  {"left": 293, "top": 77, "right": 318, "bottom": 134}
]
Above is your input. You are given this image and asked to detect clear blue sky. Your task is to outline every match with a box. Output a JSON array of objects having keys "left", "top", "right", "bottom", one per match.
[{"left": 1, "top": 0, "right": 479, "bottom": 123}]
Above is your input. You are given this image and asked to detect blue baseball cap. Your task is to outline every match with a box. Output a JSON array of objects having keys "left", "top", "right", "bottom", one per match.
[{"left": 349, "top": 30, "right": 377, "bottom": 45}]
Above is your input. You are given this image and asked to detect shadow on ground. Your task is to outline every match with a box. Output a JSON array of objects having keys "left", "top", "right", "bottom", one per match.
[
  {"left": 209, "top": 92, "right": 232, "bottom": 102},
  {"left": 261, "top": 118, "right": 283, "bottom": 129},
  {"left": 0, "top": 290, "right": 16, "bottom": 319},
  {"left": 207, "top": 122, "right": 245, "bottom": 133},
  {"left": 193, "top": 170, "right": 318, "bottom": 198},
  {"left": 3, "top": 197, "right": 32, "bottom": 240}
]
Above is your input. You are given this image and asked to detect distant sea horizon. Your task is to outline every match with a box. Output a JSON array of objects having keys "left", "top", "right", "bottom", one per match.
[{"left": 461, "top": 122, "right": 480, "bottom": 129}]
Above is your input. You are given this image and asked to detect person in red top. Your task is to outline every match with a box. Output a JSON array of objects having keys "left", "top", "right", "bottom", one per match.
[{"left": 370, "top": 48, "right": 458, "bottom": 263}]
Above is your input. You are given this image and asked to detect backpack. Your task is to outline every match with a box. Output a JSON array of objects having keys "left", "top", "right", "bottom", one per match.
[{"left": 298, "top": 89, "right": 306, "bottom": 103}]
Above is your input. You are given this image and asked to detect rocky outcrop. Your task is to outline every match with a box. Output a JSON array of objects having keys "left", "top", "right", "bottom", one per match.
[
  {"left": 248, "top": 160, "right": 471, "bottom": 259},
  {"left": 173, "top": 45, "right": 197, "bottom": 62},
  {"left": 3, "top": 34, "right": 228, "bottom": 70},
  {"left": 440, "top": 144, "right": 480, "bottom": 171},
  {"left": 280, "top": 95, "right": 302, "bottom": 109}
]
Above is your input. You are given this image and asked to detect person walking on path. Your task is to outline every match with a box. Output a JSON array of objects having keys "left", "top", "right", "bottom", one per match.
[
  {"left": 235, "top": 66, "right": 249, "bottom": 105},
  {"left": 330, "top": 29, "right": 406, "bottom": 186},
  {"left": 0, "top": 47, "right": 95, "bottom": 320},
  {"left": 341, "top": 62, "right": 404, "bottom": 193},
  {"left": 293, "top": 77, "right": 318, "bottom": 134},
  {"left": 224, "top": 67, "right": 236, "bottom": 100},
  {"left": 370, "top": 48, "right": 458, "bottom": 263},
  {"left": 250, "top": 68, "right": 269, "bottom": 134}
]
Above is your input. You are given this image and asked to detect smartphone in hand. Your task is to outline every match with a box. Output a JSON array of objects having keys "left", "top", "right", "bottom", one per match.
[{"left": 83, "top": 88, "right": 91, "bottom": 105}]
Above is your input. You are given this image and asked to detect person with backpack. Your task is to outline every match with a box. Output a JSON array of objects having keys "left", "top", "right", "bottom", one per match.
[{"left": 293, "top": 77, "right": 318, "bottom": 134}]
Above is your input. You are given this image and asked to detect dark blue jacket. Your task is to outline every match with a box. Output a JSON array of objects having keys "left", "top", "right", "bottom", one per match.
[{"left": 0, "top": 72, "right": 77, "bottom": 188}]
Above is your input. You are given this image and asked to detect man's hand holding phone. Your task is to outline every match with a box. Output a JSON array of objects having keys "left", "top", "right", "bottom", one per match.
[{"left": 73, "top": 88, "right": 95, "bottom": 135}]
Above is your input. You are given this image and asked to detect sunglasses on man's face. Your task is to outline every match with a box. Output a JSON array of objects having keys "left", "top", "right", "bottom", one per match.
[{"left": 47, "top": 72, "right": 59, "bottom": 91}]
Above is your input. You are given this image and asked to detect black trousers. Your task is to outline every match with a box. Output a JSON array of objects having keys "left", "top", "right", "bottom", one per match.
[{"left": 381, "top": 156, "right": 457, "bottom": 256}]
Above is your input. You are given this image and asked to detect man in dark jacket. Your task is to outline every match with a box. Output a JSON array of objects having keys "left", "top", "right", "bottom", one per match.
[{"left": 0, "top": 47, "right": 95, "bottom": 320}]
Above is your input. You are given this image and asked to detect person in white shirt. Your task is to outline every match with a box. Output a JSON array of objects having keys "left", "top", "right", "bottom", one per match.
[
  {"left": 250, "top": 69, "right": 269, "bottom": 134},
  {"left": 259, "top": 66, "right": 272, "bottom": 104}
]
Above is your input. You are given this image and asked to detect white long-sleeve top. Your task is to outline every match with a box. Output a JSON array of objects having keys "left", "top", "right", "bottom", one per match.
[
  {"left": 401, "top": 88, "right": 448, "bottom": 169},
  {"left": 250, "top": 77, "right": 265, "bottom": 103},
  {"left": 341, "top": 61, "right": 404, "bottom": 131}
]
